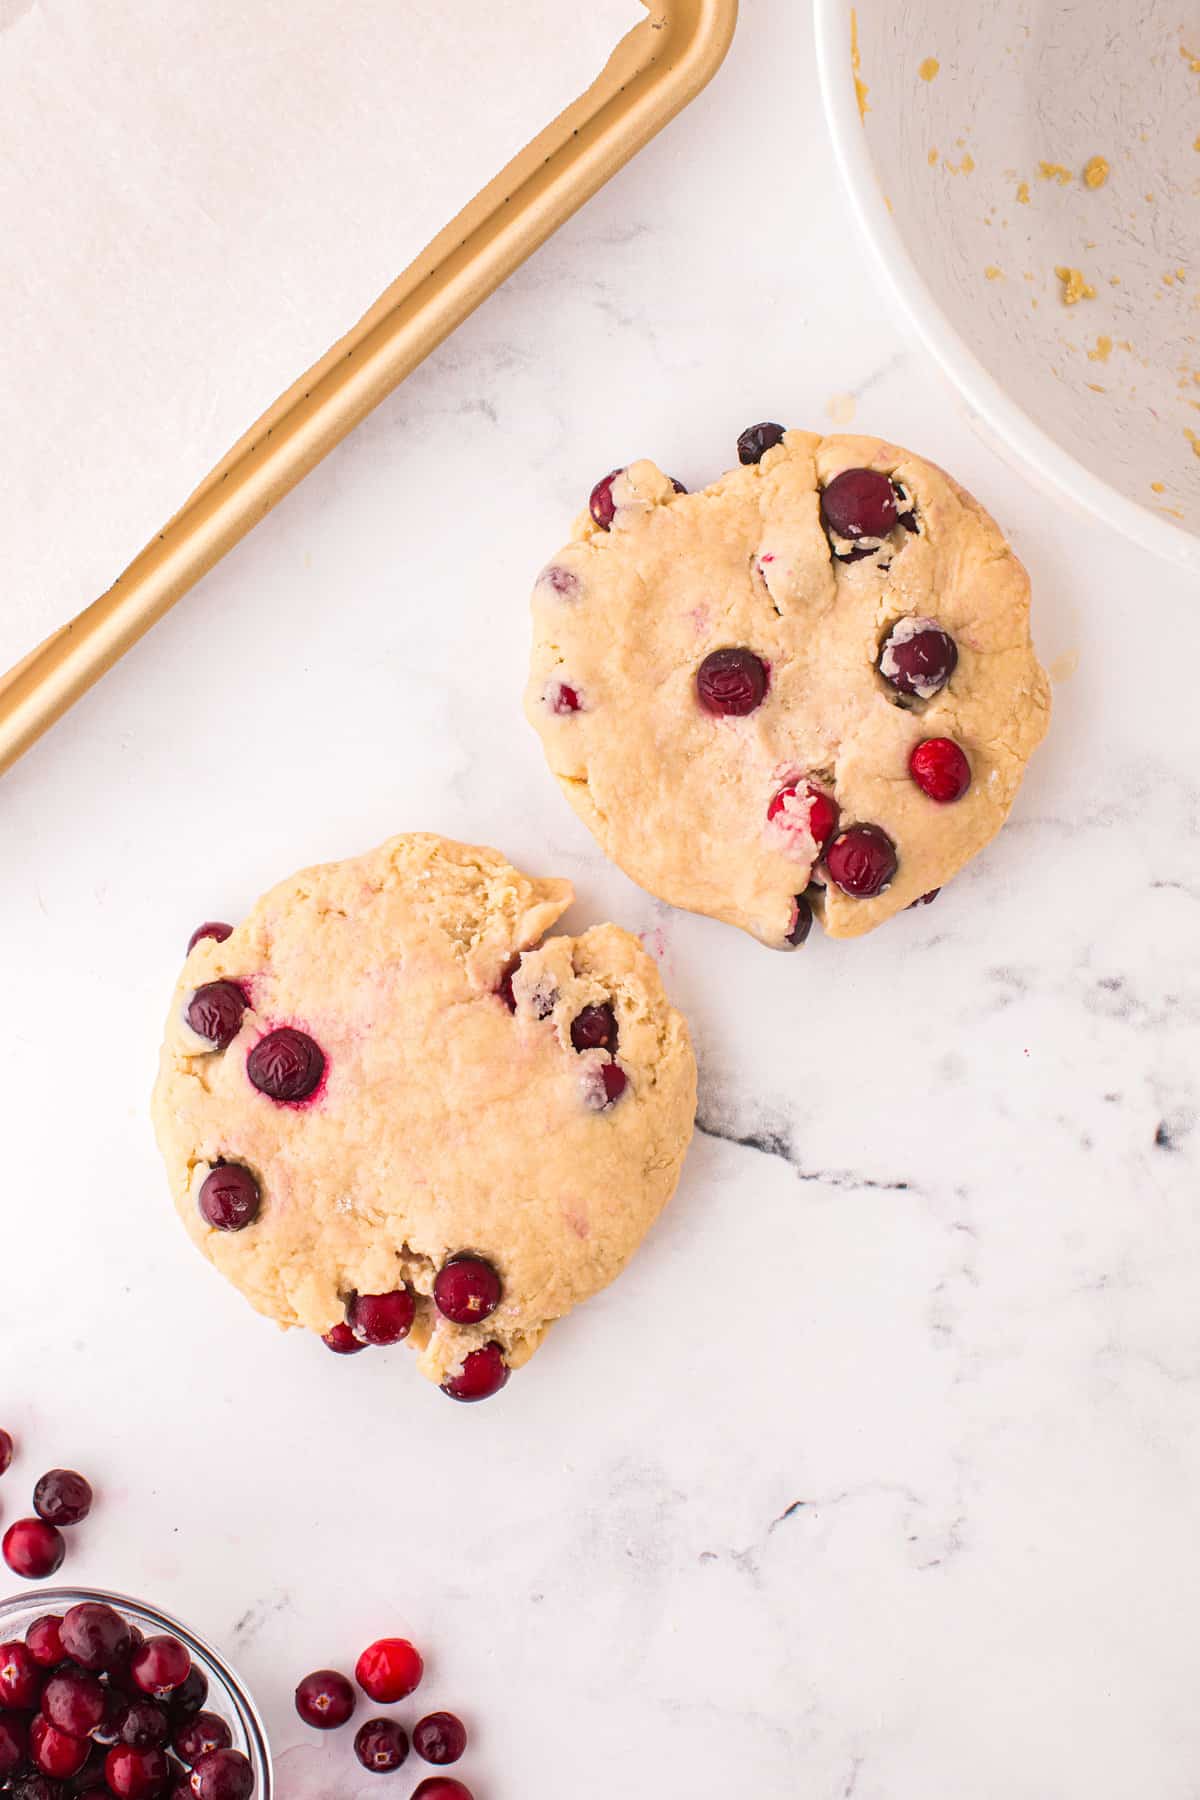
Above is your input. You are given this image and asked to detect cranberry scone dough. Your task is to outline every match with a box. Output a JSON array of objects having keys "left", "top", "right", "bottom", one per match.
[
  {"left": 526, "top": 430, "right": 1051, "bottom": 944},
  {"left": 151, "top": 833, "right": 696, "bottom": 1396}
]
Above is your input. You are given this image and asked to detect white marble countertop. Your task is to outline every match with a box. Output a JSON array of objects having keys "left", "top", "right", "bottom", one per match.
[{"left": 3, "top": 5, "right": 1199, "bottom": 1798}]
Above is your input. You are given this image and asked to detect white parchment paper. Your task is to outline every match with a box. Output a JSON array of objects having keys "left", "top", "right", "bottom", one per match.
[{"left": 0, "top": 0, "right": 642, "bottom": 664}]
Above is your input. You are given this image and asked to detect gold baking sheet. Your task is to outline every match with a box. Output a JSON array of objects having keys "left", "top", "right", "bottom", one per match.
[{"left": 0, "top": 0, "right": 736, "bottom": 778}]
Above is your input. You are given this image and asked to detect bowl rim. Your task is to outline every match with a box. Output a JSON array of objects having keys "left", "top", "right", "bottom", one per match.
[
  {"left": 812, "top": 0, "right": 1200, "bottom": 576},
  {"left": 0, "top": 1586, "right": 272, "bottom": 1798}
]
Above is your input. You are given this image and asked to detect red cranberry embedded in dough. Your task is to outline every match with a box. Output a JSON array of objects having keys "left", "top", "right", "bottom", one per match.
[
  {"left": 583, "top": 1062, "right": 627, "bottom": 1110},
  {"left": 322, "top": 1323, "right": 367, "bottom": 1357},
  {"left": 171, "top": 1714, "right": 231, "bottom": 1767},
  {"left": 670, "top": 477, "right": 688, "bottom": 495},
  {"left": 294, "top": 1670, "right": 356, "bottom": 1732},
  {"left": 411, "top": 1780, "right": 475, "bottom": 1800},
  {"left": 546, "top": 681, "right": 582, "bottom": 715},
  {"left": 353, "top": 1718, "right": 410, "bottom": 1775},
  {"left": 537, "top": 565, "right": 579, "bottom": 598},
  {"left": 0, "top": 1640, "right": 44, "bottom": 1709},
  {"left": 820, "top": 467, "right": 899, "bottom": 542},
  {"left": 60, "top": 1605, "right": 132, "bottom": 1674},
  {"left": 909, "top": 888, "right": 941, "bottom": 908},
  {"left": 767, "top": 781, "right": 839, "bottom": 851},
  {"left": 185, "top": 983, "right": 247, "bottom": 1052},
  {"left": 187, "top": 1749, "right": 253, "bottom": 1800},
  {"left": 589, "top": 470, "right": 621, "bottom": 530},
  {"left": 41, "top": 1668, "right": 106, "bottom": 1737},
  {"left": 355, "top": 1640, "right": 423, "bottom": 1706},
  {"left": 737, "top": 421, "right": 786, "bottom": 465},
  {"left": 2, "top": 1519, "right": 65, "bottom": 1582},
  {"left": 25, "top": 1617, "right": 65, "bottom": 1670},
  {"left": 197, "top": 1164, "right": 260, "bottom": 1234},
  {"left": 246, "top": 1028, "right": 324, "bottom": 1103},
  {"left": 0, "top": 1429, "right": 12, "bottom": 1477},
  {"left": 570, "top": 1004, "right": 618, "bottom": 1054},
  {"left": 696, "top": 648, "right": 768, "bottom": 717},
  {"left": 130, "top": 1639, "right": 190, "bottom": 1701},
  {"left": 786, "top": 896, "right": 814, "bottom": 947},
  {"left": 346, "top": 1289, "right": 416, "bottom": 1348},
  {"left": 30, "top": 1714, "right": 90, "bottom": 1781},
  {"left": 0, "top": 1712, "right": 27, "bottom": 1780},
  {"left": 412, "top": 1713, "right": 467, "bottom": 1767},
  {"left": 33, "top": 1469, "right": 92, "bottom": 1528},
  {"left": 909, "top": 738, "right": 972, "bottom": 803},
  {"left": 825, "top": 824, "right": 899, "bottom": 899},
  {"left": 186, "top": 923, "right": 233, "bottom": 955},
  {"left": 878, "top": 617, "right": 958, "bottom": 700},
  {"left": 433, "top": 1257, "right": 502, "bottom": 1326},
  {"left": 440, "top": 1342, "right": 510, "bottom": 1404}
]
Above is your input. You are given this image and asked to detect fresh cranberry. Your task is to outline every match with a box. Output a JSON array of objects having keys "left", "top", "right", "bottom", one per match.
[
  {"left": 878, "top": 617, "right": 958, "bottom": 699},
  {"left": 197, "top": 1165, "right": 260, "bottom": 1234},
  {"left": 0, "top": 1428, "right": 12, "bottom": 1476},
  {"left": 170, "top": 1715, "right": 230, "bottom": 1766},
  {"left": 355, "top": 1641, "right": 423, "bottom": 1706},
  {"left": 0, "top": 1711, "right": 28, "bottom": 1778},
  {"left": 60, "top": 1605, "right": 132, "bottom": 1675},
  {"left": 32, "top": 1469, "right": 92, "bottom": 1529},
  {"left": 185, "top": 983, "right": 246, "bottom": 1052},
  {"left": 696, "top": 648, "right": 768, "bottom": 717},
  {"left": 584, "top": 1062, "right": 627, "bottom": 1110},
  {"left": 569, "top": 1003, "right": 618, "bottom": 1054},
  {"left": 411, "top": 1781, "right": 474, "bottom": 1800},
  {"left": 412, "top": 1714, "right": 467, "bottom": 1766},
  {"left": 786, "top": 896, "right": 813, "bottom": 947},
  {"left": 737, "top": 421, "right": 786, "bottom": 465},
  {"left": 30, "top": 1715, "right": 88, "bottom": 1780},
  {"left": 294, "top": 1671, "right": 356, "bottom": 1731},
  {"left": 820, "top": 467, "right": 899, "bottom": 541},
  {"left": 90, "top": 1690, "right": 126, "bottom": 1748},
  {"left": 130, "top": 1641, "right": 189, "bottom": 1701},
  {"left": 246, "top": 1028, "right": 324, "bottom": 1103},
  {"left": 909, "top": 737, "right": 972, "bottom": 803},
  {"left": 116, "top": 1702, "right": 170, "bottom": 1750},
  {"left": 41, "top": 1669, "right": 106, "bottom": 1737},
  {"left": 347, "top": 1289, "right": 415, "bottom": 1347},
  {"left": 354, "top": 1719, "right": 409, "bottom": 1774},
  {"left": 79, "top": 1791, "right": 112, "bottom": 1800},
  {"left": 24, "top": 1616, "right": 65, "bottom": 1669},
  {"left": 767, "top": 781, "right": 839, "bottom": 850},
  {"left": 166, "top": 1668, "right": 207, "bottom": 1722},
  {"left": 322, "top": 1323, "right": 367, "bottom": 1357},
  {"left": 2, "top": 1519, "right": 65, "bottom": 1582},
  {"left": 440, "top": 1342, "right": 510, "bottom": 1404},
  {"left": 434, "top": 1257, "right": 502, "bottom": 1325},
  {"left": 105, "top": 1746, "right": 170, "bottom": 1800},
  {"left": 588, "top": 470, "right": 621, "bottom": 530},
  {"left": 9, "top": 1777, "right": 64, "bottom": 1800},
  {"left": 0, "top": 1639, "right": 44, "bottom": 1708},
  {"left": 186, "top": 923, "right": 233, "bottom": 954},
  {"left": 188, "top": 1748, "right": 253, "bottom": 1800},
  {"left": 826, "top": 824, "right": 898, "bottom": 898},
  {"left": 108, "top": 1630, "right": 146, "bottom": 1696}
]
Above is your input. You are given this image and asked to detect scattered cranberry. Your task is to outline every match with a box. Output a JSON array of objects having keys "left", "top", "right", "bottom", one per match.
[
  {"left": 347, "top": 1289, "right": 415, "bottom": 1347},
  {"left": 2, "top": 1519, "right": 65, "bottom": 1582},
  {"left": 9, "top": 1778, "right": 63, "bottom": 1800},
  {"left": 909, "top": 888, "right": 941, "bottom": 908},
  {"left": 106, "top": 1745, "right": 170, "bottom": 1800},
  {"left": 826, "top": 824, "right": 898, "bottom": 898},
  {"left": 322, "top": 1323, "right": 367, "bottom": 1357},
  {"left": 545, "top": 680, "right": 581, "bottom": 715},
  {"left": 0, "top": 1429, "right": 12, "bottom": 1477},
  {"left": 197, "top": 1165, "right": 261, "bottom": 1234},
  {"left": 171, "top": 1715, "right": 231, "bottom": 1766},
  {"left": 0, "top": 1640, "right": 44, "bottom": 1709},
  {"left": 90, "top": 1690, "right": 126, "bottom": 1748},
  {"left": 294, "top": 1671, "right": 356, "bottom": 1732},
  {"left": 167, "top": 1668, "right": 208, "bottom": 1721},
  {"left": 130, "top": 1640, "right": 190, "bottom": 1701},
  {"left": 909, "top": 737, "right": 972, "bottom": 803},
  {"left": 569, "top": 1004, "right": 618, "bottom": 1055},
  {"left": 820, "top": 467, "right": 899, "bottom": 542},
  {"left": 42, "top": 1668, "right": 106, "bottom": 1736},
  {"left": 32, "top": 1469, "right": 93, "bottom": 1528},
  {"left": 696, "top": 648, "right": 768, "bottom": 717},
  {"left": 246, "top": 1028, "right": 324, "bottom": 1103},
  {"left": 496, "top": 956, "right": 519, "bottom": 1014},
  {"left": 188, "top": 1747, "right": 254, "bottom": 1800},
  {"left": 878, "top": 617, "right": 958, "bottom": 699},
  {"left": 786, "top": 896, "right": 814, "bottom": 947},
  {"left": 737, "top": 421, "right": 786, "bottom": 464},
  {"left": 30, "top": 1714, "right": 90, "bottom": 1780},
  {"left": 584, "top": 1062, "right": 627, "bottom": 1110},
  {"left": 434, "top": 1257, "right": 502, "bottom": 1326},
  {"left": 61, "top": 1605, "right": 132, "bottom": 1674},
  {"left": 441, "top": 1342, "right": 510, "bottom": 1404},
  {"left": 411, "top": 1780, "right": 474, "bottom": 1800},
  {"left": 187, "top": 923, "right": 234, "bottom": 954},
  {"left": 24, "top": 1616, "right": 64, "bottom": 1670},
  {"left": 0, "top": 1712, "right": 28, "bottom": 1779},
  {"left": 108, "top": 1629, "right": 147, "bottom": 1696},
  {"left": 588, "top": 470, "right": 621, "bottom": 530},
  {"left": 767, "top": 781, "right": 839, "bottom": 850},
  {"left": 538, "top": 565, "right": 579, "bottom": 598},
  {"left": 354, "top": 1719, "right": 409, "bottom": 1775},
  {"left": 117, "top": 1702, "right": 170, "bottom": 1750},
  {"left": 412, "top": 1713, "right": 467, "bottom": 1767},
  {"left": 185, "top": 982, "right": 247, "bottom": 1052},
  {"left": 355, "top": 1640, "right": 423, "bottom": 1706}
]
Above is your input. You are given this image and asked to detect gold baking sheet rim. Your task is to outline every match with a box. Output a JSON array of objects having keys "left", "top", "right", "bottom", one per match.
[{"left": 0, "top": 0, "right": 737, "bottom": 778}]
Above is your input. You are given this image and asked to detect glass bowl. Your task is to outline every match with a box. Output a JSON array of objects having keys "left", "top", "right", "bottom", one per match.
[{"left": 0, "top": 1587, "right": 272, "bottom": 1799}]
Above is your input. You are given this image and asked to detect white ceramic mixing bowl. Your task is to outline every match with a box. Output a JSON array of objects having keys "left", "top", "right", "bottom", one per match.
[{"left": 814, "top": 0, "right": 1200, "bottom": 573}]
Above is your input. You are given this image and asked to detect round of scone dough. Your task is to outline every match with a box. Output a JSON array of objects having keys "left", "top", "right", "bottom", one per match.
[
  {"left": 151, "top": 833, "right": 696, "bottom": 1394},
  {"left": 525, "top": 431, "right": 1051, "bottom": 943}
]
